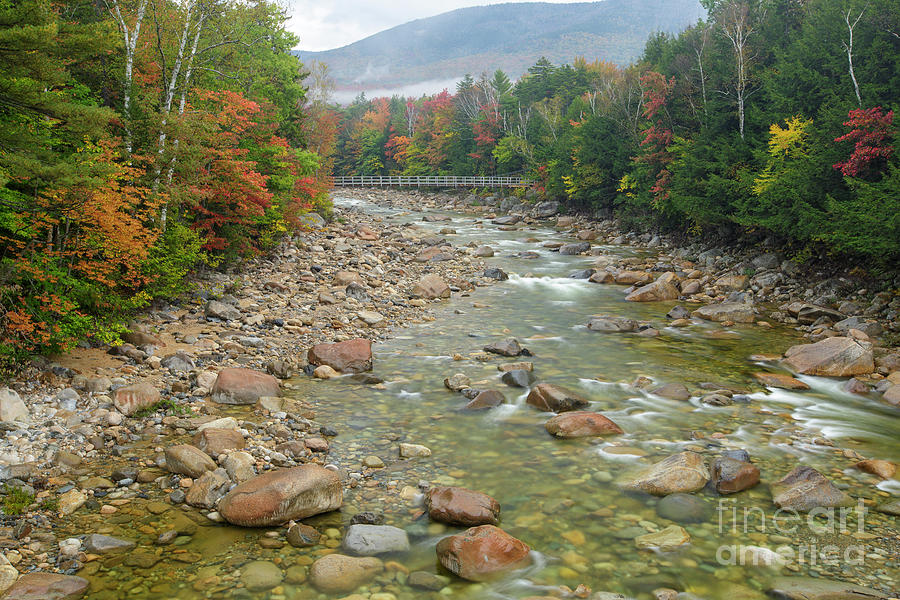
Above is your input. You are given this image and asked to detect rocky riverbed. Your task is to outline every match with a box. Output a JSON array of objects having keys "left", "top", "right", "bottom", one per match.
[{"left": 0, "top": 188, "right": 897, "bottom": 600}]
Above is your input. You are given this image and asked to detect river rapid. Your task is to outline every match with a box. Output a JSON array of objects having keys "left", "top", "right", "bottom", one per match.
[{"left": 69, "top": 193, "right": 899, "bottom": 599}]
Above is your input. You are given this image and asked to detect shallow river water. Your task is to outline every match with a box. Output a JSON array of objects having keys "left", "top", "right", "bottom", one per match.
[{"left": 71, "top": 195, "right": 899, "bottom": 599}]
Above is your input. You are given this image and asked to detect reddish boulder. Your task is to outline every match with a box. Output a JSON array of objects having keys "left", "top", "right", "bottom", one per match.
[
  {"left": 307, "top": 338, "right": 373, "bottom": 373},
  {"left": 192, "top": 428, "right": 245, "bottom": 458},
  {"left": 1, "top": 572, "right": 89, "bottom": 599},
  {"left": 854, "top": 459, "right": 896, "bottom": 480},
  {"left": 112, "top": 382, "right": 159, "bottom": 416},
  {"left": 464, "top": 390, "right": 505, "bottom": 410},
  {"left": 412, "top": 274, "right": 451, "bottom": 299},
  {"left": 436, "top": 525, "right": 531, "bottom": 582},
  {"left": 425, "top": 486, "right": 500, "bottom": 526},
  {"left": 218, "top": 465, "right": 342, "bottom": 527},
  {"left": 545, "top": 411, "right": 623, "bottom": 438},
  {"left": 526, "top": 383, "right": 589, "bottom": 413},
  {"left": 211, "top": 368, "right": 280, "bottom": 405},
  {"left": 711, "top": 457, "right": 760, "bottom": 494}
]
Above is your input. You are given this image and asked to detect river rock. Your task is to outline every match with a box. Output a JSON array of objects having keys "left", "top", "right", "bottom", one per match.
[
  {"left": 884, "top": 385, "right": 900, "bottom": 405},
  {"left": 425, "top": 486, "right": 500, "bottom": 526},
  {"left": 185, "top": 468, "right": 230, "bottom": 508},
  {"left": 313, "top": 365, "right": 339, "bottom": 379},
  {"left": 165, "top": 445, "right": 217, "bottom": 478},
  {"left": 501, "top": 369, "right": 532, "bottom": 387},
  {"left": 333, "top": 270, "right": 363, "bottom": 286},
  {"left": 692, "top": 303, "right": 755, "bottom": 323},
  {"left": 464, "top": 390, "right": 505, "bottom": 410},
  {"left": 559, "top": 242, "right": 590, "bottom": 255},
  {"left": 666, "top": 305, "right": 692, "bottom": 320},
  {"left": 309, "top": 554, "right": 383, "bottom": 594},
  {"left": 782, "top": 337, "right": 874, "bottom": 377},
  {"left": 767, "top": 576, "right": 889, "bottom": 600},
  {"left": 112, "top": 382, "right": 159, "bottom": 416},
  {"left": 192, "top": 428, "right": 245, "bottom": 458},
  {"left": 412, "top": 274, "right": 451, "bottom": 299},
  {"left": 444, "top": 373, "right": 470, "bottom": 391},
  {"left": 483, "top": 338, "right": 525, "bottom": 357},
  {"left": 526, "top": 383, "right": 589, "bottom": 413},
  {"left": 57, "top": 489, "right": 87, "bottom": 516},
  {"left": 399, "top": 443, "right": 431, "bottom": 458},
  {"left": 854, "top": 459, "right": 896, "bottom": 480},
  {"left": 218, "top": 465, "right": 342, "bottom": 527},
  {"left": 634, "top": 525, "right": 690, "bottom": 551},
  {"left": 239, "top": 561, "right": 282, "bottom": 592},
  {"left": 473, "top": 245, "right": 494, "bottom": 257},
  {"left": 796, "top": 304, "right": 845, "bottom": 325},
  {"left": 84, "top": 534, "right": 134, "bottom": 554},
  {"left": 307, "top": 338, "right": 373, "bottom": 373},
  {"left": 435, "top": 525, "right": 531, "bottom": 582},
  {"left": 715, "top": 274, "right": 749, "bottom": 291},
  {"left": 834, "top": 316, "right": 883, "bottom": 338},
  {"left": 622, "top": 451, "right": 710, "bottom": 496},
  {"left": 753, "top": 372, "right": 809, "bottom": 390},
  {"left": 656, "top": 493, "right": 712, "bottom": 523},
  {"left": 0, "top": 572, "right": 89, "bottom": 599},
  {"left": 205, "top": 300, "right": 241, "bottom": 321},
  {"left": 587, "top": 315, "right": 638, "bottom": 333},
  {"left": 652, "top": 383, "right": 690, "bottom": 401},
  {"left": 286, "top": 523, "right": 321, "bottom": 547},
  {"left": 211, "top": 368, "right": 280, "bottom": 404},
  {"left": 771, "top": 466, "right": 853, "bottom": 511},
  {"left": 711, "top": 457, "right": 760, "bottom": 494},
  {"left": 0, "top": 388, "right": 28, "bottom": 422},
  {"left": 545, "top": 411, "right": 623, "bottom": 437},
  {"left": 160, "top": 352, "right": 194, "bottom": 372},
  {"left": 626, "top": 272, "right": 680, "bottom": 302},
  {"left": 342, "top": 524, "right": 410, "bottom": 555},
  {"left": 224, "top": 451, "right": 256, "bottom": 482},
  {"left": 589, "top": 270, "right": 615, "bottom": 284},
  {"left": 484, "top": 267, "right": 509, "bottom": 281}
]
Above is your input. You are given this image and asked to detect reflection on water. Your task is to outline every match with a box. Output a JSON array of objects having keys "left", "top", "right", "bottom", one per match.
[{"left": 67, "top": 195, "right": 899, "bottom": 599}]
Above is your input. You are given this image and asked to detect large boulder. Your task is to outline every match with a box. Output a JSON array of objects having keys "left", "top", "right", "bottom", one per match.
[
  {"left": 412, "top": 274, "right": 451, "bottom": 299},
  {"left": 711, "top": 457, "right": 760, "bottom": 494},
  {"left": 545, "top": 411, "right": 623, "bottom": 438},
  {"left": 621, "top": 451, "right": 710, "bottom": 496},
  {"left": 218, "top": 465, "right": 342, "bottom": 527},
  {"left": 771, "top": 466, "right": 853, "bottom": 512},
  {"left": 435, "top": 525, "right": 531, "bottom": 582},
  {"left": 692, "top": 302, "right": 756, "bottom": 323},
  {"left": 782, "top": 337, "right": 874, "bottom": 377},
  {"left": 0, "top": 388, "right": 28, "bottom": 422},
  {"left": 464, "top": 390, "right": 505, "bottom": 410},
  {"left": 526, "top": 383, "right": 589, "bottom": 413},
  {"left": 483, "top": 338, "right": 525, "bottom": 357},
  {"left": 307, "top": 338, "right": 373, "bottom": 373},
  {"left": 341, "top": 524, "right": 410, "bottom": 556},
  {"left": 112, "top": 382, "right": 159, "bottom": 416},
  {"left": 425, "top": 486, "right": 500, "bottom": 526},
  {"left": 211, "top": 368, "right": 280, "bottom": 405},
  {"left": 185, "top": 468, "right": 230, "bottom": 509},
  {"left": 625, "top": 272, "right": 680, "bottom": 302},
  {"left": 0, "top": 572, "right": 89, "bottom": 599},
  {"left": 165, "top": 445, "right": 217, "bottom": 478},
  {"left": 309, "top": 554, "right": 383, "bottom": 594},
  {"left": 558, "top": 241, "right": 591, "bottom": 255}
]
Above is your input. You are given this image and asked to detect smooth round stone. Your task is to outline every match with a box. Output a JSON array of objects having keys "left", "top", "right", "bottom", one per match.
[
  {"left": 240, "top": 560, "right": 283, "bottom": 591},
  {"left": 656, "top": 493, "right": 712, "bottom": 524}
]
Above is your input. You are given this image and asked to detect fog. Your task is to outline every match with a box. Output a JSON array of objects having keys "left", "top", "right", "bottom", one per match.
[{"left": 332, "top": 77, "right": 464, "bottom": 104}]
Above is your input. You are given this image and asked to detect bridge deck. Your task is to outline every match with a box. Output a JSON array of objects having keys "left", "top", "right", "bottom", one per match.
[{"left": 333, "top": 175, "right": 529, "bottom": 188}]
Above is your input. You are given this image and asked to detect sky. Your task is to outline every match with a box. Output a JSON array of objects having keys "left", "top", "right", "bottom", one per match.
[{"left": 288, "top": 0, "right": 580, "bottom": 52}]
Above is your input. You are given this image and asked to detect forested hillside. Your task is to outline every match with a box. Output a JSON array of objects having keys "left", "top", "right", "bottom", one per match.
[
  {"left": 0, "top": 0, "right": 336, "bottom": 369},
  {"left": 333, "top": 0, "right": 899, "bottom": 264},
  {"left": 300, "top": 0, "right": 706, "bottom": 92}
]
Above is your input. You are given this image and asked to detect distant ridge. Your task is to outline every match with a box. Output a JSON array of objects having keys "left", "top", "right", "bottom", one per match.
[{"left": 299, "top": 0, "right": 705, "bottom": 99}]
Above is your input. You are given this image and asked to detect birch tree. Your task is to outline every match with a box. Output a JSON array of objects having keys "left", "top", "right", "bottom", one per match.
[
  {"left": 842, "top": 4, "right": 867, "bottom": 106},
  {"left": 105, "top": 0, "right": 149, "bottom": 154}
]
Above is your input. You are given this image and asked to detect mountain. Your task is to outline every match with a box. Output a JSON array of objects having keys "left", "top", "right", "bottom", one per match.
[{"left": 298, "top": 0, "right": 705, "bottom": 100}]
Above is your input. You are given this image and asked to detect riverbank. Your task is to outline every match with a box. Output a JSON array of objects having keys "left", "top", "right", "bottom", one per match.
[{"left": 0, "top": 188, "right": 897, "bottom": 599}]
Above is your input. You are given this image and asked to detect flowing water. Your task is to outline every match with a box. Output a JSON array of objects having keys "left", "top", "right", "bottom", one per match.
[{"left": 69, "top": 196, "right": 899, "bottom": 599}]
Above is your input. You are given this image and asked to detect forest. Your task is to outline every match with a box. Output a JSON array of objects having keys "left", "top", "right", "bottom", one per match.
[
  {"left": 333, "top": 0, "right": 899, "bottom": 265},
  {"left": 0, "top": 0, "right": 336, "bottom": 368}
]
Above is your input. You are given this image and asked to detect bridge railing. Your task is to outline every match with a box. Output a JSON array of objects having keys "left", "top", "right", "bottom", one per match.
[{"left": 333, "top": 175, "right": 530, "bottom": 188}]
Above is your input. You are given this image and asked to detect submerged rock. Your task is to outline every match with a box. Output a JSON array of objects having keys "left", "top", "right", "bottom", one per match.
[
  {"left": 435, "top": 525, "right": 531, "bottom": 582},
  {"left": 545, "top": 411, "right": 623, "bottom": 438},
  {"left": 309, "top": 554, "right": 383, "bottom": 594},
  {"left": 621, "top": 451, "right": 710, "bottom": 496},
  {"left": 768, "top": 576, "right": 888, "bottom": 600},
  {"left": 634, "top": 525, "right": 690, "bottom": 551},
  {"left": 0, "top": 572, "right": 89, "bottom": 600},
  {"left": 341, "top": 524, "right": 410, "bottom": 556}
]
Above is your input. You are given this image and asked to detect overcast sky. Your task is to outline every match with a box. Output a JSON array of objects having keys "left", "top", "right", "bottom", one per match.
[{"left": 289, "top": 0, "right": 579, "bottom": 51}]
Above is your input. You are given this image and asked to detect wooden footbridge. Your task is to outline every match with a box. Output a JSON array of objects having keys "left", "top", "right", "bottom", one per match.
[{"left": 333, "top": 175, "right": 529, "bottom": 189}]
